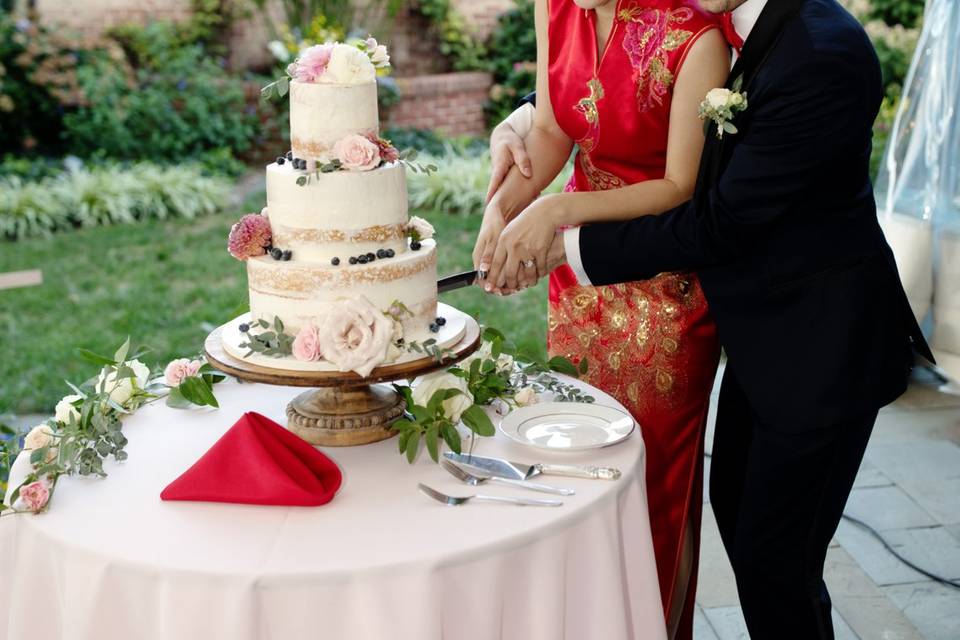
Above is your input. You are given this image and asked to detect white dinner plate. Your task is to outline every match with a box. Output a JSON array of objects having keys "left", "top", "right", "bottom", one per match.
[{"left": 498, "top": 402, "right": 636, "bottom": 451}]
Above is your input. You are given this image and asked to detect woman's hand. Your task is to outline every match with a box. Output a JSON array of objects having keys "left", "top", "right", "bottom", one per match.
[
  {"left": 485, "top": 193, "right": 567, "bottom": 292},
  {"left": 472, "top": 202, "right": 508, "bottom": 275}
]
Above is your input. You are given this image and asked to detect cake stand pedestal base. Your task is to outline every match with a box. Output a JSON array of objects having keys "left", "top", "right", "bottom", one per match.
[{"left": 286, "top": 384, "right": 405, "bottom": 446}]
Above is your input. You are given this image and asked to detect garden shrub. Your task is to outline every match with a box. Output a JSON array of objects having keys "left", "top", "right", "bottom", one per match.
[
  {"left": 62, "top": 21, "right": 257, "bottom": 163},
  {"left": 0, "top": 162, "right": 231, "bottom": 240},
  {"left": 484, "top": 0, "right": 536, "bottom": 127}
]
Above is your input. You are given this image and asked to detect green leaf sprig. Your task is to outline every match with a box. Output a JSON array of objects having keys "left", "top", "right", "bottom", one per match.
[
  {"left": 239, "top": 316, "right": 295, "bottom": 358},
  {"left": 391, "top": 385, "right": 494, "bottom": 463}
]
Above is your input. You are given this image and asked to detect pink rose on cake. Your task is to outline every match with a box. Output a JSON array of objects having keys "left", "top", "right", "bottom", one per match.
[
  {"left": 334, "top": 134, "right": 381, "bottom": 171},
  {"left": 228, "top": 214, "right": 272, "bottom": 260},
  {"left": 164, "top": 358, "right": 203, "bottom": 386},
  {"left": 288, "top": 43, "right": 334, "bottom": 82},
  {"left": 318, "top": 297, "right": 393, "bottom": 377},
  {"left": 292, "top": 324, "right": 323, "bottom": 362}
]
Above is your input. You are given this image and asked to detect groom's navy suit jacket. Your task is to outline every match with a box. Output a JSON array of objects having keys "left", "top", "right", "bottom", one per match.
[{"left": 546, "top": 0, "right": 932, "bottom": 430}]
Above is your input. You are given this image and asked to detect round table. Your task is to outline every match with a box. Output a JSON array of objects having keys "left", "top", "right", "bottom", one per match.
[{"left": 0, "top": 378, "right": 665, "bottom": 640}]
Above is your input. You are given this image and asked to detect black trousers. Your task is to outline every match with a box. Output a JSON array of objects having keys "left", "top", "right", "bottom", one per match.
[{"left": 710, "top": 366, "right": 878, "bottom": 640}]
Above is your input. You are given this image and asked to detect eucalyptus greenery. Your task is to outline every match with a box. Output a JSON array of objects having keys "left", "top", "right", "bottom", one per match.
[
  {"left": 239, "top": 317, "right": 295, "bottom": 358},
  {"left": 1, "top": 337, "right": 225, "bottom": 515}
]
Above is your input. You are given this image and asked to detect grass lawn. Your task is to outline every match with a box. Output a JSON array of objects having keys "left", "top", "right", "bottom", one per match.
[{"left": 0, "top": 194, "right": 548, "bottom": 415}]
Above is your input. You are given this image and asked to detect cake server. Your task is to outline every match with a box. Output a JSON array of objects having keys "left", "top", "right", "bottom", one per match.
[
  {"left": 437, "top": 270, "right": 478, "bottom": 293},
  {"left": 444, "top": 452, "right": 622, "bottom": 481},
  {"left": 441, "top": 459, "right": 575, "bottom": 496}
]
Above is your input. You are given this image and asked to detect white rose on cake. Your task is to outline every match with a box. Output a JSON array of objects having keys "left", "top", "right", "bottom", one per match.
[
  {"left": 324, "top": 43, "right": 376, "bottom": 84},
  {"left": 412, "top": 370, "right": 474, "bottom": 423},
  {"left": 97, "top": 359, "right": 151, "bottom": 406},
  {"left": 407, "top": 216, "right": 435, "bottom": 241}
]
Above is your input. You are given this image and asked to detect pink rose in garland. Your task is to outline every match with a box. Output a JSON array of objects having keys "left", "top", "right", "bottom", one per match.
[
  {"left": 292, "top": 324, "right": 323, "bottom": 362},
  {"left": 164, "top": 358, "right": 203, "bottom": 386},
  {"left": 367, "top": 134, "right": 400, "bottom": 163},
  {"left": 333, "top": 134, "right": 381, "bottom": 171},
  {"left": 289, "top": 43, "right": 335, "bottom": 82},
  {"left": 228, "top": 213, "right": 272, "bottom": 260},
  {"left": 318, "top": 297, "right": 393, "bottom": 376},
  {"left": 19, "top": 480, "right": 50, "bottom": 513}
]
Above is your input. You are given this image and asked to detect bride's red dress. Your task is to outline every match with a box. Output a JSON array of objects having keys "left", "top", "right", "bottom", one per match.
[{"left": 546, "top": 1, "right": 721, "bottom": 636}]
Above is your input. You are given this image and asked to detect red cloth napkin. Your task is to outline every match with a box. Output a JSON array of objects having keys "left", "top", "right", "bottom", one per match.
[{"left": 161, "top": 412, "right": 342, "bottom": 506}]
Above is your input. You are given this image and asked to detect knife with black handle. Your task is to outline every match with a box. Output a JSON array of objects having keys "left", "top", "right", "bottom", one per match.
[{"left": 437, "top": 270, "right": 478, "bottom": 294}]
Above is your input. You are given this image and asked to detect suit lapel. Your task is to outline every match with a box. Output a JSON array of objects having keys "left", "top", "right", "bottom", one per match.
[{"left": 694, "top": 0, "right": 806, "bottom": 198}]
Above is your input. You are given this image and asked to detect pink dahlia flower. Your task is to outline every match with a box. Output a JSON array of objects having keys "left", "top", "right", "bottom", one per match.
[
  {"left": 368, "top": 134, "right": 400, "bottom": 164},
  {"left": 291, "top": 44, "right": 334, "bottom": 82},
  {"left": 227, "top": 214, "right": 272, "bottom": 260}
]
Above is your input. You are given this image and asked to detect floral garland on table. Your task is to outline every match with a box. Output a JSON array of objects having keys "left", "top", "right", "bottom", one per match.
[
  {"left": 0, "top": 328, "right": 591, "bottom": 514},
  {"left": 0, "top": 339, "right": 226, "bottom": 516}
]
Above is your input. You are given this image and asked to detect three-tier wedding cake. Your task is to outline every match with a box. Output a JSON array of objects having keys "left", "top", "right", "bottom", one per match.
[{"left": 222, "top": 39, "right": 460, "bottom": 378}]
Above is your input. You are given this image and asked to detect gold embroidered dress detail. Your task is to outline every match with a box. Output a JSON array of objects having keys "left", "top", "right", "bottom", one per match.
[{"left": 545, "top": 1, "right": 721, "bottom": 638}]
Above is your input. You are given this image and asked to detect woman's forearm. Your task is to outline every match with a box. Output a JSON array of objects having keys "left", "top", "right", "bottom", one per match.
[
  {"left": 554, "top": 177, "right": 691, "bottom": 226},
  {"left": 489, "top": 122, "right": 572, "bottom": 222}
]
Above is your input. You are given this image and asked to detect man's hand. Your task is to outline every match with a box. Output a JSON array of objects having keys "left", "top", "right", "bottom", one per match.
[{"left": 486, "top": 104, "right": 536, "bottom": 203}]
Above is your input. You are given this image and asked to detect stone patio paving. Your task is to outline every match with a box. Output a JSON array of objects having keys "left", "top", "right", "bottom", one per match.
[{"left": 695, "top": 364, "right": 960, "bottom": 639}]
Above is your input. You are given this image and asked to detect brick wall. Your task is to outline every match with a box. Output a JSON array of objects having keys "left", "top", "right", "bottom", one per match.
[
  {"left": 386, "top": 72, "right": 492, "bottom": 136},
  {"left": 32, "top": 0, "right": 193, "bottom": 33}
]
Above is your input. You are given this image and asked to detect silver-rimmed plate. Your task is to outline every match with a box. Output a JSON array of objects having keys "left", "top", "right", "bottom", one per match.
[{"left": 498, "top": 402, "right": 636, "bottom": 451}]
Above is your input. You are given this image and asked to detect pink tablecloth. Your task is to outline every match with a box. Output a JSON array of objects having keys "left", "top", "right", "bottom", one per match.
[{"left": 0, "top": 377, "right": 664, "bottom": 640}]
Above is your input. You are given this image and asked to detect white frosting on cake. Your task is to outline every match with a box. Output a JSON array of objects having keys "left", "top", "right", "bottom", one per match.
[
  {"left": 289, "top": 81, "right": 378, "bottom": 161},
  {"left": 239, "top": 41, "right": 440, "bottom": 374},
  {"left": 248, "top": 241, "right": 438, "bottom": 343},
  {"left": 266, "top": 161, "right": 408, "bottom": 262}
]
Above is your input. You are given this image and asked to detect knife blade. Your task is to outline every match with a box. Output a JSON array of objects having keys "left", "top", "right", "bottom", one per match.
[
  {"left": 444, "top": 452, "right": 622, "bottom": 481},
  {"left": 437, "top": 270, "right": 478, "bottom": 294}
]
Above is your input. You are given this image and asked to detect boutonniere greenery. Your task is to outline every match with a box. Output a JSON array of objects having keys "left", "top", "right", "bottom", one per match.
[{"left": 698, "top": 75, "right": 748, "bottom": 139}]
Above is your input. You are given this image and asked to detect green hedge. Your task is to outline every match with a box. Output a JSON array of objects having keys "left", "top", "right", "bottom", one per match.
[{"left": 0, "top": 163, "right": 231, "bottom": 240}]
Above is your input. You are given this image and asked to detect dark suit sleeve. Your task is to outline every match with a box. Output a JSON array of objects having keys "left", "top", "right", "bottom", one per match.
[
  {"left": 578, "top": 52, "right": 878, "bottom": 285},
  {"left": 519, "top": 92, "right": 537, "bottom": 108}
]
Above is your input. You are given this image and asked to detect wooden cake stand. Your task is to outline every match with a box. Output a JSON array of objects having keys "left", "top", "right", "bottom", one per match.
[{"left": 203, "top": 314, "right": 481, "bottom": 447}]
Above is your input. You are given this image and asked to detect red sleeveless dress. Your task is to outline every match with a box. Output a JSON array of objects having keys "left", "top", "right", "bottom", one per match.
[{"left": 546, "top": 1, "right": 721, "bottom": 636}]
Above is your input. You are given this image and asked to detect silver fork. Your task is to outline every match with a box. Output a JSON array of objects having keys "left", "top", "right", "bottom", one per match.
[
  {"left": 418, "top": 483, "right": 562, "bottom": 507},
  {"left": 441, "top": 459, "right": 575, "bottom": 496}
]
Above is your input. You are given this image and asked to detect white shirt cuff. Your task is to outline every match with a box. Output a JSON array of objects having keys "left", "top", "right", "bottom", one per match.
[{"left": 563, "top": 227, "right": 592, "bottom": 286}]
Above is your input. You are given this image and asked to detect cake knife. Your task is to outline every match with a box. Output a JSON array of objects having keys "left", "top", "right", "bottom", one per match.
[{"left": 437, "top": 270, "right": 478, "bottom": 294}]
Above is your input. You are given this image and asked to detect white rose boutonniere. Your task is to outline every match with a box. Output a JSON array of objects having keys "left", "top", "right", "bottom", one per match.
[{"left": 698, "top": 77, "right": 748, "bottom": 139}]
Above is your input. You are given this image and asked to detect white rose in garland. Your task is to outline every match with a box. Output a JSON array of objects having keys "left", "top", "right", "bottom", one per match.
[
  {"left": 411, "top": 370, "right": 474, "bottom": 423},
  {"left": 24, "top": 424, "right": 55, "bottom": 452},
  {"left": 97, "top": 359, "right": 151, "bottom": 407},
  {"left": 54, "top": 394, "right": 82, "bottom": 424}
]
